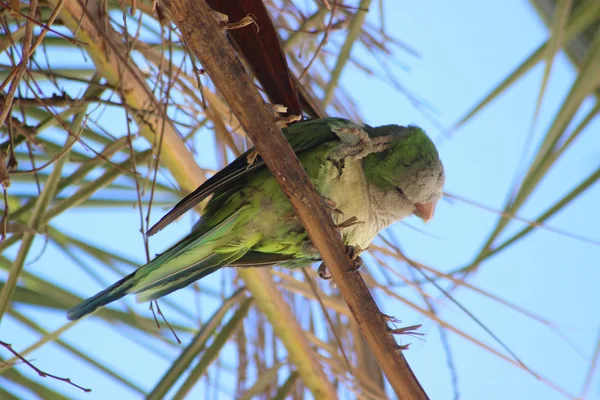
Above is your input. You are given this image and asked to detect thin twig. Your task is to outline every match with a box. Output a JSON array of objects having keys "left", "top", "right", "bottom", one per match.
[
  {"left": 0, "top": 339, "right": 91, "bottom": 393},
  {"left": 444, "top": 191, "right": 600, "bottom": 247},
  {"left": 298, "top": 2, "right": 337, "bottom": 80},
  {"left": 156, "top": 301, "right": 182, "bottom": 344}
]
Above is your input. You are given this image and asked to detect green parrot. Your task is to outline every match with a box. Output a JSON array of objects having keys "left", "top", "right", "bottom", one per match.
[{"left": 67, "top": 118, "right": 444, "bottom": 320}]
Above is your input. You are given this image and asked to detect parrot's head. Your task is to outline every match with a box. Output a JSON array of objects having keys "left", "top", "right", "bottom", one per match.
[{"left": 364, "top": 125, "right": 445, "bottom": 222}]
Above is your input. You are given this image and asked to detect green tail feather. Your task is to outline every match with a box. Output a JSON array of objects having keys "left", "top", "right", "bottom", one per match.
[
  {"left": 67, "top": 272, "right": 137, "bottom": 320},
  {"left": 67, "top": 208, "right": 253, "bottom": 319},
  {"left": 67, "top": 250, "right": 248, "bottom": 319},
  {"left": 134, "top": 249, "right": 247, "bottom": 303}
]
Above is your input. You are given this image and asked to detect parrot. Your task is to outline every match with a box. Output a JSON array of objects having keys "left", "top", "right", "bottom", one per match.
[{"left": 67, "top": 118, "right": 445, "bottom": 320}]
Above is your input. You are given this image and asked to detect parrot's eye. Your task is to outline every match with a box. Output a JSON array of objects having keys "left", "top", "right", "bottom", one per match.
[{"left": 396, "top": 187, "right": 404, "bottom": 196}]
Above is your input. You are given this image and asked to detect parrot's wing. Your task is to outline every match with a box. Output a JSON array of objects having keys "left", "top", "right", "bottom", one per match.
[
  {"left": 134, "top": 207, "right": 253, "bottom": 302},
  {"left": 145, "top": 146, "right": 262, "bottom": 237},
  {"left": 230, "top": 251, "right": 296, "bottom": 267},
  {"left": 147, "top": 118, "right": 363, "bottom": 236}
]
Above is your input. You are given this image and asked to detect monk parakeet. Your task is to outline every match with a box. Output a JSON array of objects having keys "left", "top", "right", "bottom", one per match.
[{"left": 67, "top": 118, "right": 444, "bottom": 320}]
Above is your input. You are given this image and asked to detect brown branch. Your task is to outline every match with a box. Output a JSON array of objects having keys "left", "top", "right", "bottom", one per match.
[
  {"left": 156, "top": 0, "right": 428, "bottom": 398},
  {"left": 0, "top": 1, "right": 83, "bottom": 45},
  {"left": 0, "top": 339, "right": 91, "bottom": 393},
  {"left": 0, "top": 0, "right": 37, "bottom": 127},
  {"left": 0, "top": 94, "right": 138, "bottom": 109},
  {"left": 0, "top": 169, "right": 9, "bottom": 243}
]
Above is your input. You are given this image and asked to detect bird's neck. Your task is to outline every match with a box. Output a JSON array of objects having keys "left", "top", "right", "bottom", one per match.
[{"left": 362, "top": 152, "right": 393, "bottom": 190}]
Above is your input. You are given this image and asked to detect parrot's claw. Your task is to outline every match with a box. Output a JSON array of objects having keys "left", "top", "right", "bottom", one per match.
[
  {"left": 331, "top": 125, "right": 393, "bottom": 160},
  {"left": 317, "top": 262, "right": 332, "bottom": 280},
  {"left": 349, "top": 256, "right": 364, "bottom": 272},
  {"left": 317, "top": 263, "right": 338, "bottom": 288},
  {"left": 346, "top": 245, "right": 366, "bottom": 272},
  {"left": 316, "top": 245, "right": 365, "bottom": 283}
]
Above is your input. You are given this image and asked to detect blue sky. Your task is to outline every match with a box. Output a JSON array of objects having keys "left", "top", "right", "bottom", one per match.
[{"left": 2, "top": 1, "right": 599, "bottom": 399}]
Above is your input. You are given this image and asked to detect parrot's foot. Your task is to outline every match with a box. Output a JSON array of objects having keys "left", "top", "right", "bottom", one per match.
[
  {"left": 317, "top": 262, "right": 331, "bottom": 280},
  {"left": 317, "top": 263, "right": 338, "bottom": 288},
  {"left": 315, "top": 245, "right": 366, "bottom": 279},
  {"left": 315, "top": 245, "right": 366, "bottom": 287},
  {"left": 331, "top": 125, "right": 394, "bottom": 160},
  {"left": 346, "top": 245, "right": 366, "bottom": 272}
]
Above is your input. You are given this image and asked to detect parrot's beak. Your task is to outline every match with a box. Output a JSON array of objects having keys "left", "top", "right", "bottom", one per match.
[{"left": 414, "top": 202, "right": 436, "bottom": 223}]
